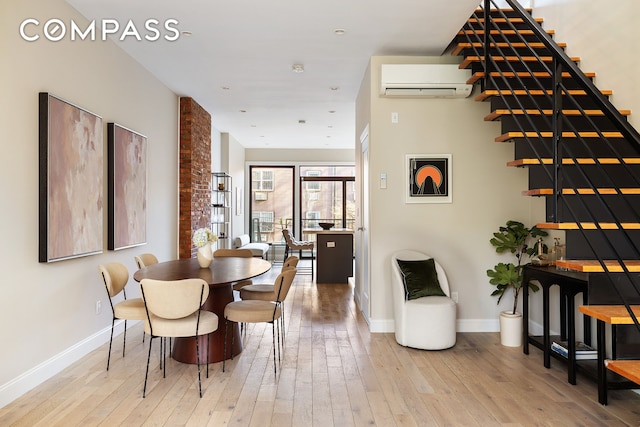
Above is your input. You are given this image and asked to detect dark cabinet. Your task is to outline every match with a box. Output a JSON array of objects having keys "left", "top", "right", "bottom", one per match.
[{"left": 316, "top": 232, "right": 353, "bottom": 283}]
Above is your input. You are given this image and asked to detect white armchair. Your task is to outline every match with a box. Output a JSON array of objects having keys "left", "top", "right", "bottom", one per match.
[{"left": 391, "top": 250, "right": 457, "bottom": 350}]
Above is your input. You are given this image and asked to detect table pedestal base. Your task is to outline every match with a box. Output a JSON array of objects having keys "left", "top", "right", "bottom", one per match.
[{"left": 172, "top": 283, "right": 242, "bottom": 364}]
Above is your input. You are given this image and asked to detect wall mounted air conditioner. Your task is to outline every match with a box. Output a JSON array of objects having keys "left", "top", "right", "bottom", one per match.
[{"left": 380, "top": 64, "right": 473, "bottom": 98}]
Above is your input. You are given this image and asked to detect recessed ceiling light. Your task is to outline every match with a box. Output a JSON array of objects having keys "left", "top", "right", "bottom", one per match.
[
  {"left": 298, "top": 119, "right": 306, "bottom": 124},
  {"left": 330, "top": 86, "right": 339, "bottom": 91},
  {"left": 328, "top": 110, "right": 336, "bottom": 114},
  {"left": 334, "top": 29, "right": 346, "bottom": 36},
  {"left": 239, "top": 109, "right": 247, "bottom": 113},
  {"left": 221, "top": 86, "right": 230, "bottom": 90},
  {"left": 292, "top": 64, "right": 305, "bottom": 73}
]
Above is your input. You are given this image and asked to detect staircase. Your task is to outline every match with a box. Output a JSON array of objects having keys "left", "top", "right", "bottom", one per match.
[{"left": 454, "top": 0, "right": 640, "bottom": 396}]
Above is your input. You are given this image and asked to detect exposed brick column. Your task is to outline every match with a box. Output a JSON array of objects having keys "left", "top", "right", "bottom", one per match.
[{"left": 179, "top": 97, "right": 211, "bottom": 259}]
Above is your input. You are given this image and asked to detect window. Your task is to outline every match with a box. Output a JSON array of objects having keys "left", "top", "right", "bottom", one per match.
[
  {"left": 306, "top": 211, "right": 320, "bottom": 228},
  {"left": 249, "top": 166, "right": 294, "bottom": 244},
  {"left": 252, "top": 169, "right": 274, "bottom": 191},
  {"left": 305, "top": 170, "right": 321, "bottom": 191},
  {"left": 298, "top": 166, "right": 356, "bottom": 233},
  {"left": 252, "top": 211, "right": 275, "bottom": 232}
]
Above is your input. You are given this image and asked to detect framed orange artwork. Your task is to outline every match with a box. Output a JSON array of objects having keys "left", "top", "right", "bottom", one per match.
[{"left": 405, "top": 154, "right": 452, "bottom": 204}]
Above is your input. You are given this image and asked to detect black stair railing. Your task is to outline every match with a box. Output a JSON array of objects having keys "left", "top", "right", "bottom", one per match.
[{"left": 472, "top": 0, "right": 640, "bottom": 327}]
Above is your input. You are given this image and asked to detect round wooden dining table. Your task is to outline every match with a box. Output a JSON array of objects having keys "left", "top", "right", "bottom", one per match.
[{"left": 133, "top": 256, "right": 272, "bottom": 364}]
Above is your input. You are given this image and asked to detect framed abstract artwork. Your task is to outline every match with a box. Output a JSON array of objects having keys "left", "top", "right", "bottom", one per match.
[
  {"left": 39, "top": 92, "right": 104, "bottom": 262},
  {"left": 405, "top": 154, "right": 452, "bottom": 204},
  {"left": 107, "top": 123, "right": 148, "bottom": 250}
]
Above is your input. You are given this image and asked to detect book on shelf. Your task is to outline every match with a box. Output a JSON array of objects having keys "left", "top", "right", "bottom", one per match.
[{"left": 551, "top": 340, "right": 597, "bottom": 360}]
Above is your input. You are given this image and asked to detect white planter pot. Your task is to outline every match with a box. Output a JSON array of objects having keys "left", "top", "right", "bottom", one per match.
[{"left": 499, "top": 310, "right": 523, "bottom": 347}]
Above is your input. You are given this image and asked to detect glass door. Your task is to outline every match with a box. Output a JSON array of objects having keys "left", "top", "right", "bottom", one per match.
[
  {"left": 299, "top": 165, "right": 355, "bottom": 242},
  {"left": 249, "top": 166, "right": 294, "bottom": 245}
]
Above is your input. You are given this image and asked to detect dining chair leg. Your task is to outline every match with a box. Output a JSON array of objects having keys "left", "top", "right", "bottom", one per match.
[
  {"left": 143, "top": 336, "right": 154, "bottom": 398},
  {"left": 206, "top": 334, "right": 210, "bottom": 378},
  {"left": 281, "top": 304, "right": 286, "bottom": 344},
  {"left": 195, "top": 335, "right": 202, "bottom": 398},
  {"left": 276, "top": 320, "right": 281, "bottom": 364},
  {"left": 230, "top": 320, "right": 236, "bottom": 361},
  {"left": 162, "top": 337, "right": 167, "bottom": 378},
  {"left": 272, "top": 322, "right": 277, "bottom": 375},
  {"left": 106, "top": 318, "right": 115, "bottom": 370},
  {"left": 223, "top": 319, "right": 228, "bottom": 372},
  {"left": 122, "top": 319, "right": 128, "bottom": 358}
]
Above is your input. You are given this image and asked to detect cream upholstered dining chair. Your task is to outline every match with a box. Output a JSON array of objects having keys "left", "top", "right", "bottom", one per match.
[
  {"left": 239, "top": 256, "right": 299, "bottom": 341},
  {"left": 98, "top": 262, "right": 146, "bottom": 370},
  {"left": 140, "top": 278, "right": 218, "bottom": 398},
  {"left": 239, "top": 255, "right": 298, "bottom": 301},
  {"left": 282, "top": 229, "right": 314, "bottom": 278},
  {"left": 223, "top": 268, "right": 297, "bottom": 374},
  {"left": 213, "top": 248, "right": 255, "bottom": 291},
  {"left": 134, "top": 253, "right": 159, "bottom": 269},
  {"left": 391, "top": 250, "right": 457, "bottom": 350}
]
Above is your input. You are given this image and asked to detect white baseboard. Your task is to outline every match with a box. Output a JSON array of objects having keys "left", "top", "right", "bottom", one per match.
[
  {"left": 368, "top": 318, "right": 503, "bottom": 334},
  {"left": 0, "top": 320, "right": 134, "bottom": 409},
  {"left": 368, "top": 318, "right": 395, "bottom": 333}
]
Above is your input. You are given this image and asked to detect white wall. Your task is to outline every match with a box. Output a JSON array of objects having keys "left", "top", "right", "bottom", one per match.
[
  {"left": 222, "top": 132, "right": 247, "bottom": 238},
  {"left": 245, "top": 148, "right": 354, "bottom": 163},
  {"left": 0, "top": 0, "right": 178, "bottom": 406},
  {"left": 357, "top": 56, "right": 540, "bottom": 333},
  {"left": 533, "top": 0, "right": 640, "bottom": 130}
]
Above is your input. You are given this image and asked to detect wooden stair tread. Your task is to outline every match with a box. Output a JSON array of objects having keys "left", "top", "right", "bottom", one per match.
[
  {"left": 558, "top": 259, "right": 640, "bottom": 272},
  {"left": 605, "top": 360, "right": 640, "bottom": 385},
  {"left": 452, "top": 42, "right": 567, "bottom": 57},
  {"left": 468, "top": 70, "right": 590, "bottom": 84},
  {"left": 457, "top": 29, "right": 554, "bottom": 36},
  {"left": 579, "top": 305, "right": 640, "bottom": 324},
  {"left": 474, "top": 8, "right": 533, "bottom": 13},
  {"left": 476, "top": 89, "right": 613, "bottom": 101},
  {"left": 538, "top": 222, "right": 640, "bottom": 230},
  {"left": 523, "top": 188, "right": 640, "bottom": 196},
  {"left": 485, "top": 108, "right": 629, "bottom": 121},
  {"left": 496, "top": 131, "right": 623, "bottom": 142},
  {"left": 460, "top": 55, "right": 579, "bottom": 69},
  {"left": 508, "top": 158, "right": 640, "bottom": 166},
  {"left": 467, "top": 17, "right": 544, "bottom": 24}
]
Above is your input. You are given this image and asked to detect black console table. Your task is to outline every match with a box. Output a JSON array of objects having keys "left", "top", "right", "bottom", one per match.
[{"left": 522, "top": 265, "right": 591, "bottom": 385}]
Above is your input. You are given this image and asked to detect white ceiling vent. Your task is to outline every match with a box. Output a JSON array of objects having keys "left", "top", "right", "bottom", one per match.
[{"left": 380, "top": 64, "right": 473, "bottom": 98}]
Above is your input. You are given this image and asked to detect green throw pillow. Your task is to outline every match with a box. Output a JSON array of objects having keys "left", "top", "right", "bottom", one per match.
[{"left": 396, "top": 258, "right": 446, "bottom": 300}]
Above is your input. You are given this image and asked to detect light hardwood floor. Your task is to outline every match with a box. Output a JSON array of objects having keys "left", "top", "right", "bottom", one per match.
[{"left": 2, "top": 263, "right": 640, "bottom": 426}]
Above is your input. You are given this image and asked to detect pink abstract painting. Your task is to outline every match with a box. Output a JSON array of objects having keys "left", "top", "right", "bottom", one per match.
[
  {"left": 108, "top": 123, "right": 147, "bottom": 250},
  {"left": 39, "top": 93, "right": 103, "bottom": 262}
]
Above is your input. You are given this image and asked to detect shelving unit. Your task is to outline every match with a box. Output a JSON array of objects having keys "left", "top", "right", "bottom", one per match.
[{"left": 211, "top": 172, "right": 232, "bottom": 249}]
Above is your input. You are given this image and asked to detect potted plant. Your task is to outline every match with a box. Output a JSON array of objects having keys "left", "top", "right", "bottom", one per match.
[{"left": 487, "top": 220, "right": 548, "bottom": 346}]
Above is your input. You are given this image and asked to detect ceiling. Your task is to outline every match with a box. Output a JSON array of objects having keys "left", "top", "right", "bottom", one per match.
[{"left": 66, "top": 0, "right": 481, "bottom": 149}]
